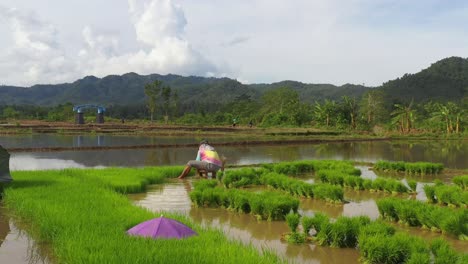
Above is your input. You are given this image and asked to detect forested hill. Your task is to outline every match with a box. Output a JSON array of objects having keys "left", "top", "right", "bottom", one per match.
[
  {"left": 0, "top": 73, "right": 369, "bottom": 107},
  {"left": 381, "top": 56, "right": 468, "bottom": 103},
  {"left": 0, "top": 56, "right": 466, "bottom": 107}
]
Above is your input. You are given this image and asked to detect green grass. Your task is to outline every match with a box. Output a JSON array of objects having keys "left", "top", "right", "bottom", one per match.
[{"left": 3, "top": 168, "right": 284, "bottom": 264}]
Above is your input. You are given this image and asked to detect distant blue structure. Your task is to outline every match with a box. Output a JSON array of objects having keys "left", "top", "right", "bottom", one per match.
[{"left": 73, "top": 104, "right": 106, "bottom": 124}]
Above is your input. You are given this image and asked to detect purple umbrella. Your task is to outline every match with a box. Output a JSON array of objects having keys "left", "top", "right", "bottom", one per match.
[{"left": 127, "top": 216, "right": 197, "bottom": 239}]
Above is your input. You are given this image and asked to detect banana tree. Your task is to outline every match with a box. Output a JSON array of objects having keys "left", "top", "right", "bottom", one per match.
[{"left": 391, "top": 101, "right": 415, "bottom": 133}]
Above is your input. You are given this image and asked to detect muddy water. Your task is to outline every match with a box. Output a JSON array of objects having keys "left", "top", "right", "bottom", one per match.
[
  {"left": 5, "top": 138, "right": 468, "bottom": 170},
  {"left": 0, "top": 204, "right": 51, "bottom": 264},
  {"left": 128, "top": 179, "right": 467, "bottom": 264}
]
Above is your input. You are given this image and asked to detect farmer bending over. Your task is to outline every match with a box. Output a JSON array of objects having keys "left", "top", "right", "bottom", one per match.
[{"left": 178, "top": 139, "right": 223, "bottom": 179}]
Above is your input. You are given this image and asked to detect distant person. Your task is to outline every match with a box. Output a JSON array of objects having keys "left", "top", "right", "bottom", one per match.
[
  {"left": 232, "top": 118, "right": 237, "bottom": 127},
  {"left": 121, "top": 118, "right": 125, "bottom": 124},
  {"left": 178, "top": 139, "right": 223, "bottom": 179},
  {"left": 248, "top": 120, "right": 253, "bottom": 128}
]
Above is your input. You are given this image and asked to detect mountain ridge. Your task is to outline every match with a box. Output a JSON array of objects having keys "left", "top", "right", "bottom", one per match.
[{"left": 0, "top": 56, "right": 466, "bottom": 107}]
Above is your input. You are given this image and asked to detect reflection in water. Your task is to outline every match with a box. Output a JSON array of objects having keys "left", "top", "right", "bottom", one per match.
[
  {"left": 0, "top": 205, "right": 51, "bottom": 264},
  {"left": 130, "top": 180, "right": 468, "bottom": 264},
  {"left": 8, "top": 140, "right": 468, "bottom": 171},
  {"left": 130, "top": 181, "right": 360, "bottom": 264},
  {"left": 10, "top": 155, "right": 105, "bottom": 171}
]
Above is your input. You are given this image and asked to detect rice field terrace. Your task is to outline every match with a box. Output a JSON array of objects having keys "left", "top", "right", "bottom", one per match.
[{"left": 1, "top": 159, "right": 467, "bottom": 264}]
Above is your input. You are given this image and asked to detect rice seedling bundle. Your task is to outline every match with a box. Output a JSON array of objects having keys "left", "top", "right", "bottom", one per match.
[
  {"left": 285, "top": 212, "right": 300, "bottom": 233},
  {"left": 222, "top": 168, "right": 264, "bottom": 188},
  {"left": 377, "top": 198, "right": 468, "bottom": 240},
  {"left": 189, "top": 183, "right": 299, "bottom": 221},
  {"left": 425, "top": 185, "right": 467, "bottom": 207},
  {"left": 312, "top": 183, "right": 344, "bottom": 203},
  {"left": 374, "top": 161, "right": 444, "bottom": 175},
  {"left": 453, "top": 175, "right": 468, "bottom": 191},
  {"left": 407, "top": 179, "right": 417, "bottom": 193},
  {"left": 262, "top": 160, "right": 360, "bottom": 176},
  {"left": 4, "top": 169, "right": 284, "bottom": 264}
]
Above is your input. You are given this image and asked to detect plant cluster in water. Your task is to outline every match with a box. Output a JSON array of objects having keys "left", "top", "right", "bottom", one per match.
[
  {"left": 377, "top": 197, "right": 468, "bottom": 240},
  {"left": 189, "top": 180, "right": 299, "bottom": 221},
  {"left": 374, "top": 160, "right": 444, "bottom": 175},
  {"left": 284, "top": 213, "right": 467, "bottom": 264}
]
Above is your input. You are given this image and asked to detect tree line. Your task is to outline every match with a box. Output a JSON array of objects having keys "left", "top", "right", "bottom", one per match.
[{"left": 0, "top": 82, "right": 466, "bottom": 135}]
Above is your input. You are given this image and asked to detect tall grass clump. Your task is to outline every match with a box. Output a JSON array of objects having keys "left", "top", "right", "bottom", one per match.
[
  {"left": 4, "top": 169, "right": 284, "bottom": 264},
  {"left": 374, "top": 160, "right": 444, "bottom": 175}
]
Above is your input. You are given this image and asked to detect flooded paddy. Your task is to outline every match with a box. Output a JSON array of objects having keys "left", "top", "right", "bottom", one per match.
[
  {"left": 0, "top": 135, "right": 466, "bottom": 263},
  {"left": 3, "top": 136, "right": 467, "bottom": 170},
  {"left": 128, "top": 180, "right": 467, "bottom": 264}
]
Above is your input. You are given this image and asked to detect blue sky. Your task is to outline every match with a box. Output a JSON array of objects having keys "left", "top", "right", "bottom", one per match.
[{"left": 0, "top": 0, "right": 467, "bottom": 87}]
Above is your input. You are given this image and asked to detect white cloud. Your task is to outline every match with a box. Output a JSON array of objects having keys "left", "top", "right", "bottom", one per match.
[{"left": 0, "top": 0, "right": 218, "bottom": 86}]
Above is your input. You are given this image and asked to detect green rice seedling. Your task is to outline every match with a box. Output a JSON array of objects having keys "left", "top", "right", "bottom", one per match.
[
  {"left": 440, "top": 210, "right": 468, "bottom": 240},
  {"left": 312, "top": 183, "right": 344, "bottom": 203},
  {"left": 406, "top": 252, "right": 431, "bottom": 264},
  {"left": 5, "top": 169, "right": 285, "bottom": 264},
  {"left": 374, "top": 161, "right": 444, "bottom": 175},
  {"left": 249, "top": 196, "right": 264, "bottom": 217},
  {"left": 376, "top": 198, "right": 399, "bottom": 222},
  {"left": 372, "top": 178, "right": 387, "bottom": 191},
  {"left": 393, "top": 200, "right": 421, "bottom": 226},
  {"left": 328, "top": 216, "right": 365, "bottom": 248},
  {"left": 407, "top": 179, "right": 417, "bottom": 193},
  {"left": 343, "top": 175, "right": 364, "bottom": 190},
  {"left": 377, "top": 198, "right": 467, "bottom": 239},
  {"left": 222, "top": 168, "right": 262, "bottom": 188},
  {"left": 260, "top": 172, "right": 316, "bottom": 198},
  {"left": 358, "top": 220, "right": 395, "bottom": 238},
  {"left": 316, "top": 221, "right": 333, "bottom": 246},
  {"left": 309, "top": 212, "right": 330, "bottom": 233},
  {"left": 434, "top": 185, "right": 465, "bottom": 207},
  {"left": 384, "top": 179, "right": 409, "bottom": 193},
  {"left": 453, "top": 175, "right": 468, "bottom": 190},
  {"left": 362, "top": 179, "right": 373, "bottom": 190},
  {"left": 430, "top": 238, "right": 462, "bottom": 264},
  {"left": 316, "top": 170, "right": 345, "bottom": 186},
  {"left": 193, "top": 179, "right": 219, "bottom": 190},
  {"left": 358, "top": 233, "right": 415, "bottom": 264},
  {"left": 301, "top": 216, "right": 314, "bottom": 236},
  {"left": 286, "top": 212, "right": 300, "bottom": 233},
  {"left": 424, "top": 184, "right": 437, "bottom": 203}
]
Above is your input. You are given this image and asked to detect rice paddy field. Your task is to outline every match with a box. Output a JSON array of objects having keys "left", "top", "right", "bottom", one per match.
[{"left": 1, "top": 160, "right": 467, "bottom": 263}]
